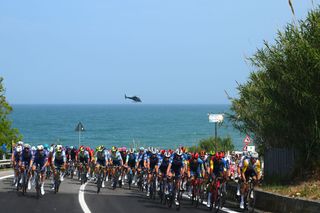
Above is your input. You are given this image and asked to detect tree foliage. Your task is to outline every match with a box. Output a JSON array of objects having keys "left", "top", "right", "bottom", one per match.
[
  {"left": 228, "top": 7, "right": 320, "bottom": 171},
  {"left": 0, "top": 77, "right": 21, "bottom": 152},
  {"left": 188, "top": 137, "right": 234, "bottom": 153}
]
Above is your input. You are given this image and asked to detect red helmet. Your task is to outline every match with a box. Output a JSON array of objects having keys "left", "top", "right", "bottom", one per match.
[
  {"left": 194, "top": 153, "right": 199, "bottom": 159},
  {"left": 79, "top": 146, "right": 85, "bottom": 152},
  {"left": 161, "top": 150, "right": 165, "bottom": 155},
  {"left": 220, "top": 152, "right": 225, "bottom": 158},
  {"left": 215, "top": 153, "right": 220, "bottom": 159}
]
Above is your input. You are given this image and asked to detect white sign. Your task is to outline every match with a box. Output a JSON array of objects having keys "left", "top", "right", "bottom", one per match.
[
  {"left": 208, "top": 113, "right": 224, "bottom": 123},
  {"left": 247, "top": 146, "right": 255, "bottom": 152}
]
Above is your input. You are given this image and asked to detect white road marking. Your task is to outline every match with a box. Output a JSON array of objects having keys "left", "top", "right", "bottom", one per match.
[
  {"left": 182, "top": 194, "right": 240, "bottom": 213},
  {"left": 78, "top": 181, "right": 92, "bottom": 213},
  {"left": 0, "top": 174, "right": 14, "bottom": 180}
]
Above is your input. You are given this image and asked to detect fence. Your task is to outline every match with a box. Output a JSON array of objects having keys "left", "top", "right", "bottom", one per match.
[
  {"left": 264, "top": 147, "right": 298, "bottom": 182},
  {"left": 0, "top": 159, "right": 11, "bottom": 168}
]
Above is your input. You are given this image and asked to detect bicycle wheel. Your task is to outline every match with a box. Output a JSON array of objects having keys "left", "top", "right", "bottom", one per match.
[
  {"left": 97, "top": 173, "right": 102, "bottom": 193},
  {"left": 35, "top": 174, "right": 40, "bottom": 199},
  {"left": 70, "top": 165, "right": 74, "bottom": 179},
  {"left": 22, "top": 171, "right": 28, "bottom": 195},
  {"left": 247, "top": 189, "right": 255, "bottom": 213}
]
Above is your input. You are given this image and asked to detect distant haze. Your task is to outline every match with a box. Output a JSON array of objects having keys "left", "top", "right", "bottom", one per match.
[{"left": 0, "top": 0, "right": 317, "bottom": 104}]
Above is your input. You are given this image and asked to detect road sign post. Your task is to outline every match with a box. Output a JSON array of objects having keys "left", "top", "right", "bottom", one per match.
[
  {"left": 75, "top": 122, "right": 85, "bottom": 148},
  {"left": 208, "top": 113, "right": 224, "bottom": 152},
  {"left": 243, "top": 135, "right": 251, "bottom": 151}
]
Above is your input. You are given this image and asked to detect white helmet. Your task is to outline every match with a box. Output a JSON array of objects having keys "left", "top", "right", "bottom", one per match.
[
  {"left": 164, "top": 152, "right": 171, "bottom": 158},
  {"left": 16, "top": 146, "right": 22, "bottom": 153},
  {"left": 24, "top": 144, "right": 31, "bottom": 149},
  {"left": 17, "top": 141, "right": 24, "bottom": 146},
  {"left": 175, "top": 149, "right": 182, "bottom": 156},
  {"left": 37, "top": 145, "right": 44, "bottom": 151},
  {"left": 31, "top": 146, "right": 36, "bottom": 151}
]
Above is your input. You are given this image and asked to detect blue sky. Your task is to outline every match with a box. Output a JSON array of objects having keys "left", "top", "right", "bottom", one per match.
[{"left": 0, "top": 0, "right": 317, "bottom": 104}]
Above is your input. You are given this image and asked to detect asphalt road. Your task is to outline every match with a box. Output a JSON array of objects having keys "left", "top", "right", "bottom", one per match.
[{"left": 0, "top": 170, "right": 242, "bottom": 213}]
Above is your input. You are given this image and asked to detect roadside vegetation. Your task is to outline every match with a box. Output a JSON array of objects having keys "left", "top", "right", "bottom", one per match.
[
  {"left": 188, "top": 136, "right": 234, "bottom": 153},
  {"left": 227, "top": 4, "right": 320, "bottom": 200},
  {"left": 0, "top": 77, "right": 22, "bottom": 155},
  {"left": 259, "top": 171, "right": 320, "bottom": 200},
  {"left": 227, "top": 6, "right": 320, "bottom": 176}
]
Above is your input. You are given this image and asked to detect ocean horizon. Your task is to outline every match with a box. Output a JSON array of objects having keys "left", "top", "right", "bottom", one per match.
[{"left": 9, "top": 104, "right": 245, "bottom": 150}]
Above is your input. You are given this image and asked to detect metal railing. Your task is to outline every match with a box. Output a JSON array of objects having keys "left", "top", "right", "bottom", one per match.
[{"left": 0, "top": 159, "right": 11, "bottom": 168}]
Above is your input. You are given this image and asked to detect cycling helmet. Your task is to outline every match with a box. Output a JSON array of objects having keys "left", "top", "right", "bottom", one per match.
[
  {"left": 215, "top": 153, "right": 220, "bottom": 160},
  {"left": 122, "top": 147, "right": 127, "bottom": 152},
  {"left": 70, "top": 146, "right": 74, "bottom": 149},
  {"left": 37, "top": 145, "right": 44, "bottom": 151},
  {"left": 17, "top": 141, "right": 24, "bottom": 146},
  {"left": 24, "top": 144, "right": 31, "bottom": 149},
  {"left": 31, "top": 146, "right": 36, "bottom": 151},
  {"left": 111, "top": 146, "right": 117, "bottom": 152},
  {"left": 194, "top": 153, "right": 199, "bottom": 159},
  {"left": 139, "top": 147, "right": 144, "bottom": 151},
  {"left": 43, "top": 144, "right": 49, "bottom": 150},
  {"left": 95, "top": 146, "right": 102, "bottom": 152},
  {"left": 129, "top": 148, "right": 134, "bottom": 154},
  {"left": 151, "top": 148, "right": 157, "bottom": 155},
  {"left": 16, "top": 146, "right": 22, "bottom": 153},
  {"left": 175, "top": 149, "right": 182, "bottom": 156},
  {"left": 56, "top": 145, "right": 63, "bottom": 153},
  {"left": 80, "top": 146, "right": 85, "bottom": 152},
  {"left": 160, "top": 150, "right": 165, "bottom": 155},
  {"left": 164, "top": 152, "right": 171, "bottom": 158}
]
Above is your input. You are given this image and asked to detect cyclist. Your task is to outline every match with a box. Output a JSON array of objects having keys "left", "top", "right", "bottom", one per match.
[
  {"left": 135, "top": 147, "right": 147, "bottom": 186},
  {"left": 146, "top": 148, "right": 159, "bottom": 197},
  {"left": 119, "top": 147, "right": 128, "bottom": 185},
  {"left": 20, "top": 144, "right": 33, "bottom": 190},
  {"left": 125, "top": 148, "right": 137, "bottom": 184},
  {"left": 30, "top": 145, "right": 48, "bottom": 195},
  {"left": 158, "top": 151, "right": 171, "bottom": 194},
  {"left": 108, "top": 146, "right": 123, "bottom": 188},
  {"left": 188, "top": 153, "right": 205, "bottom": 199},
  {"left": 12, "top": 143, "right": 23, "bottom": 187},
  {"left": 166, "top": 149, "right": 185, "bottom": 206},
  {"left": 52, "top": 145, "right": 66, "bottom": 188},
  {"left": 207, "top": 152, "right": 227, "bottom": 208},
  {"left": 95, "top": 145, "right": 108, "bottom": 188},
  {"left": 77, "top": 146, "right": 90, "bottom": 181},
  {"left": 239, "top": 153, "right": 261, "bottom": 209}
]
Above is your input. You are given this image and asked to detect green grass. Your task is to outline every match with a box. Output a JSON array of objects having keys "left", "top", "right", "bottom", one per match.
[{"left": 259, "top": 180, "right": 320, "bottom": 200}]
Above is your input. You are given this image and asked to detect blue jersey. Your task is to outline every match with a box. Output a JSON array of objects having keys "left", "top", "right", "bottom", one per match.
[
  {"left": 189, "top": 158, "right": 204, "bottom": 176},
  {"left": 147, "top": 154, "right": 159, "bottom": 170},
  {"left": 32, "top": 150, "right": 48, "bottom": 166},
  {"left": 21, "top": 149, "right": 32, "bottom": 164},
  {"left": 158, "top": 157, "right": 170, "bottom": 174},
  {"left": 137, "top": 152, "right": 147, "bottom": 168},
  {"left": 169, "top": 154, "right": 184, "bottom": 173}
]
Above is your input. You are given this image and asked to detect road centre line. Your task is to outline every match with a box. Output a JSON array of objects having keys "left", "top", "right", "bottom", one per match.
[{"left": 79, "top": 181, "right": 92, "bottom": 213}]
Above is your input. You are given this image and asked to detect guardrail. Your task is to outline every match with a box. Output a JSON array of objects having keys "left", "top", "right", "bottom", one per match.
[
  {"left": 226, "top": 182, "right": 320, "bottom": 213},
  {"left": 0, "top": 159, "right": 11, "bottom": 168}
]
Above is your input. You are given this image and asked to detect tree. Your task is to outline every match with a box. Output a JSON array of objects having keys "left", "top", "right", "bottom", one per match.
[
  {"left": 0, "top": 77, "right": 21, "bottom": 153},
  {"left": 188, "top": 136, "right": 234, "bottom": 153},
  {"left": 228, "top": 7, "right": 320, "bottom": 173}
]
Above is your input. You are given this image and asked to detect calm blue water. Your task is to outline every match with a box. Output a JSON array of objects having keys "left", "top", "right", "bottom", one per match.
[{"left": 9, "top": 104, "right": 244, "bottom": 150}]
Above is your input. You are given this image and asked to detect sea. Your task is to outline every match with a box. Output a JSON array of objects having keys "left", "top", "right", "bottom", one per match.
[{"left": 9, "top": 104, "right": 245, "bottom": 150}]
